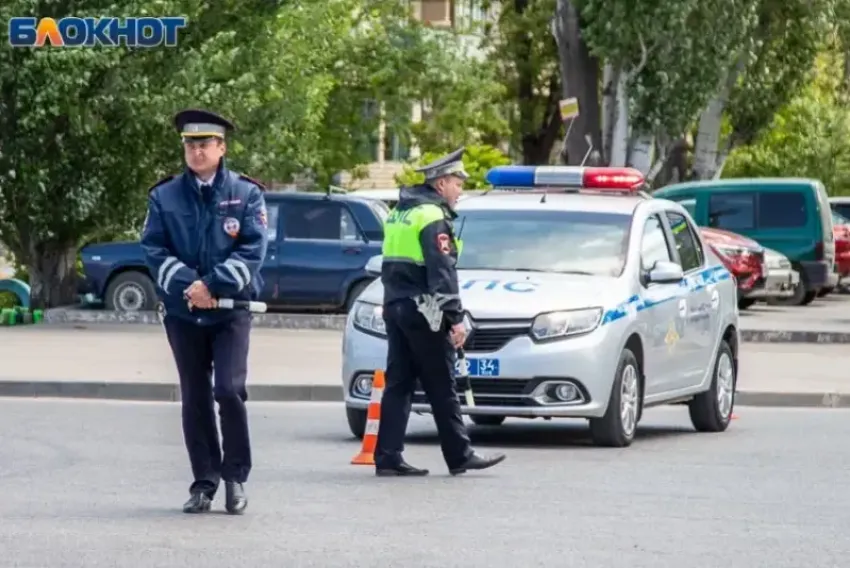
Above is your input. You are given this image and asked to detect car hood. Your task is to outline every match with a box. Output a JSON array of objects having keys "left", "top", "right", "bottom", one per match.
[
  {"left": 358, "top": 269, "right": 625, "bottom": 319},
  {"left": 699, "top": 227, "right": 762, "bottom": 250}
]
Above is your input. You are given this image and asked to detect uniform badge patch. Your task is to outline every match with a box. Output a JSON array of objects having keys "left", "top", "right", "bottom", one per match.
[
  {"left": 258, "top": 205, "right": 268, "bottom": 228},
  {"left": 436, "top": 233, "right": 451, "bottom": 255},
  {"left": 223, "top": 217, "right": 240, "bottom": 238}
]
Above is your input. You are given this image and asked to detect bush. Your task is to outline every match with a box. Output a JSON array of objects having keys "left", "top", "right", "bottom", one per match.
[
  {"left": 394, "top": 144, "right": 511, "bottom": 190},
  {"left": 0, "top": 291, "right": 19, "bottom": 309}
]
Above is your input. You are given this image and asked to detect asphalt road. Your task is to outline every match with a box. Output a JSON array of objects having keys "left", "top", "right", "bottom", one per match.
[{"left": 2, "top": 399, "right": 850, "bottom": 567}]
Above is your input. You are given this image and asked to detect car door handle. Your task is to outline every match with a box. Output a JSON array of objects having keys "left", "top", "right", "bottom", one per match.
[{"left": 344, "top": 247, "right": 362, "bottom": 255}]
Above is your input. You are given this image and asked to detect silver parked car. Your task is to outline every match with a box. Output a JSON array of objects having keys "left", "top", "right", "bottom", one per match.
[{"left": 341, "top": 166, "right": 741, "bottom": 448}]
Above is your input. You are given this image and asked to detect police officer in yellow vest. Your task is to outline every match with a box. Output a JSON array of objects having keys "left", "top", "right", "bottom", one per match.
[{"left": 375, "top": 147, "right": 506, "bottom": 477}]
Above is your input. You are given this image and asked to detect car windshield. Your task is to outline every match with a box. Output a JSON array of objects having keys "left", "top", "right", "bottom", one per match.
[
  {"left": 455, "top": 209, "right": 631, "bottom": 277},
  {"left": 368, "top": 199, "right": 390, "bottom": 222},
  {"left": 832, "top": 210, "right": 849, "bottom": 226}
]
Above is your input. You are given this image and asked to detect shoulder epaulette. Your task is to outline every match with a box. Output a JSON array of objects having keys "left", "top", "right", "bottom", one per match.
[
  {"left": 147, "top": 174, "right": 177, "bottom": 194},
  {"left": 237, "top": 173, "right": 267, "bottom": 191}
]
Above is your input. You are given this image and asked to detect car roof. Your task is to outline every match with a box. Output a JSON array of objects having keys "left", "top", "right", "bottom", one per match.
[
  {"left": 457, "top": 192, "right": 644, "bottom": 215},
  {"left": 266, "top": 191, "right": 376, "bottom": 206},
  {"left": 829, "top": 196, "right": 850, "bottom": 203},
  {"left": 656, "top": 178, "right": 820, "bottom": 195}
]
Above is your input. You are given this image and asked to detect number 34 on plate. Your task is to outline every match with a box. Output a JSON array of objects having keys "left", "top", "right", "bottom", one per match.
[{"left": 453, "top": 358, "right": 500, "bottom": 377}]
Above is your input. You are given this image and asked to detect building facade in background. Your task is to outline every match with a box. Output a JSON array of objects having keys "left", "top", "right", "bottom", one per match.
[{"left": 340, "top": 0, "right": 495, "bottom": 190}]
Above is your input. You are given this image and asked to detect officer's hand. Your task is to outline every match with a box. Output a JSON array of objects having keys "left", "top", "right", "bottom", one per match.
[
  {"left": 185, "top": 281, "right": 215, "bottom": 309},
  {"left": 450, "top": 322, "right": 467, "bottom": 348}
]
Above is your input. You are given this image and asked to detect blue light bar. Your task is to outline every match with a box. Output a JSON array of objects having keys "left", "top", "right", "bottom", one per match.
[
  {"left": 485, "top": 165, "right": 645, "bottom": 192},
  {"left": 485, "top": 165, "right": 536, "bottom": 187},
  {"left": 486, "top": 165, "right": 584, "bottom": 188}
]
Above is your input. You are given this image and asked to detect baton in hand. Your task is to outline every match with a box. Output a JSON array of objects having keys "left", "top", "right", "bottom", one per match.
[
  {"left": 455, "top": 347, "right": 475, "bottom": 407},
  {"left": 184, "top": 292, "right": 267, "bottom": 313}
]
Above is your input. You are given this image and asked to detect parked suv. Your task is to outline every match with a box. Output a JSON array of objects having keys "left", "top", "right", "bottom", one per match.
[
  {"left": 79, "top": 191, "right": 387, "bottom": 313},
  {"left": 654, "top": 178, "right": 835, "bottom": 305}
]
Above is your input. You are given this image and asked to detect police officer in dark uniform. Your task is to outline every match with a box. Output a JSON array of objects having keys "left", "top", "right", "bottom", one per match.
[
  {"left": 141, "top": 109, "right": 269, "bottom": 514},
  {"left": 375, "top": 147, "right": 506, "bottom": 477}
]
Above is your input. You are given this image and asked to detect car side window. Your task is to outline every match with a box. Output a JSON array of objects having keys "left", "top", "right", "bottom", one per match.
[
  {"left": 640, "top": 215, "right": 673, "bottom": 272},
  {"left": 340, "top": 207, "right": 362, "bottom": 241},
  {"left": 266, "top": 204, "right": 279, "bottom": 242},
  {"left": 834, "top": 203, "right": 850, "bottom": 220},
  {"left": 665, "top": 212, "right": 704, "bottom": 273},
  {"left": 709, "top": 193, "right": 755, "bottom": 231},
  {"left": 282, "top": 201, "right": 343, "bottom": 240},
  {"left": 758, "top": 191, "right": 807, "bottom": 228}
]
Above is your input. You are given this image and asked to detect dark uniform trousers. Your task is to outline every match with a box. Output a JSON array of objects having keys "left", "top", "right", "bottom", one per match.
[
  {"left": 375, "top": 299, "right": 473, "bottom": 470},
  {"left": 163, "top": 311, "right": 252, "bottom": 496}
]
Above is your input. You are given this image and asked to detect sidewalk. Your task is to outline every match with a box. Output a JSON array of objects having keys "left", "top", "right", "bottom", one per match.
[{"left": 1, "top": 325, "right": 849, "bottom": 407}]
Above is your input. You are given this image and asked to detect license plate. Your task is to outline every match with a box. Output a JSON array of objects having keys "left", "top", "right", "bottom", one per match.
[{"left": 454, "top": 358, "right": 501, "bottom": 377}]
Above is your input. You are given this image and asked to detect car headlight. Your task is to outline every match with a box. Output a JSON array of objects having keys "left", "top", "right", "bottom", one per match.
[
  {"left": 531, "top": 308, "right": 602, "bottom": 341},
  {"left": 351, "top": 301, "right": 386, "bottom": 337}
]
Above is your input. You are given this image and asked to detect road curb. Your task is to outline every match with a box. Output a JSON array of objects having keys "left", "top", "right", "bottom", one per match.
[
  {"left": 43, "top": 307, "right": 346, "bottom": 331},
  {"left": 0, "top": 381, "right": 847, "bottom": 408},
  {"left": 739, "top": 329, "right": 850, "bottom": 344},
  {"left": 0, "top": 381, "right": 344, "bottom": 402}
]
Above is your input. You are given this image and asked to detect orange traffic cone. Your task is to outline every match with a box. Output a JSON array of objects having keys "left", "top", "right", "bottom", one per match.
[{"left": 351, "top": 369, "right": 385, "bottom": 465}]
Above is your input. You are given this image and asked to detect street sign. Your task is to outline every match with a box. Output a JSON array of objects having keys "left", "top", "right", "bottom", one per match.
[{"left": 559, "top": 97, "right": 580, "bottom": 121}]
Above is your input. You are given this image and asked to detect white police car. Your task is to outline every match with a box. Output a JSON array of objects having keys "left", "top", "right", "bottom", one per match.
[{"left": 342, "top": 166, "right": 740, "bottom": 447}]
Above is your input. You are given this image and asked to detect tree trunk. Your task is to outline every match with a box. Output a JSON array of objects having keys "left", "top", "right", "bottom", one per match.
[
  {"left": 26, "top": 243, "right": 78, "bottom": 309},
  {"left": 553, "top": 0, "right": 602, "bottom": 165},
  {"left": 608, "top": 69, "right": 630, "bottom": 166},
  {"left": 692, "top": 56, "right": 745, "bottom": 179},
  {"left": 628, "top": 133, "right": 654, "bottom": 175},
  {"left": 601, "top": 63, "right": 617, "bottom": 164}
]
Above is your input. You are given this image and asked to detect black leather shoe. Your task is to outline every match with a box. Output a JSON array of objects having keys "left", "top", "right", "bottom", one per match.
[
  {"left": 225, "top": 482, "right": 247, "bottom": 515},
  {"left": 375, "top": 461, "right": 430, "bottom": 477},
  {"left": 182, "top": 492, "right": 212, "bottom": 514},
  {"left": 449, "top": 452, "right": 506, "bottom": 475}
]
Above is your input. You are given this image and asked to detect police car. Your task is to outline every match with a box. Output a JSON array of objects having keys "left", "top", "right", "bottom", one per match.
[{"left": 341, "top": 166, "right": 740, "bottom": 447}]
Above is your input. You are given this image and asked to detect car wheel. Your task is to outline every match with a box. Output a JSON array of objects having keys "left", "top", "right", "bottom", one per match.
[
  {"left": 104, "top": 271, "right": 157, "bottom": 312},
  {"left": 344, "top": 279, "right": 373, "bottom": 313},
  {"left": 589, "top": 348, "right": 641, "bottom": 448},
  {"left": 470, "top": 415, "right": 506, "bottom": 426},
  {"left": 688, "top": 340, "right": 735, "bottom": 432},
  {"left": 346, "top": 406, "right": 367, "bottom": 439},
  {"left": 737, "top": 298, "right": 756, "bottom": 310},
  {"left": 800, "top": 290, "right": 818, "bottom": 305}
]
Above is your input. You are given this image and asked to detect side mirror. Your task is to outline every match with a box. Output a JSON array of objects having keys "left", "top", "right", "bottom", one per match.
[
  {"left": 647, "top": 260, "right": 684, "bottom": 284},
  {"left": 365, "top": 255, "right": 383, "bottom": 277}
]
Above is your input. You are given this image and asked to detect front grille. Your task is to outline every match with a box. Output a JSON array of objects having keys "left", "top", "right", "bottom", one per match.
[
  {"left": 412, "top": 378, "right": 532, "bottom": 407},
  {"left": 465, "top": 326, "right": 530, "bottom": 352}
]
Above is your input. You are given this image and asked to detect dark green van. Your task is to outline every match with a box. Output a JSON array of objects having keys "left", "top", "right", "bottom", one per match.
[{"left": 653, "top": 178, "right": 835, "bottom": 305}]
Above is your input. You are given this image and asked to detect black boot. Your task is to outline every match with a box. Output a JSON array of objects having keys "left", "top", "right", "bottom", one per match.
[
  {"left": 449, "top": 452, "right": 506, "bottom": 475},
  {"left": 182, "top": 492, "right": 212, "bottom": 514},
  {"left": 225, "top": 482, "right": 247, "bottom": 514},
  {"left": 375, "top": 460, "right": 430, "bottom": 477}
]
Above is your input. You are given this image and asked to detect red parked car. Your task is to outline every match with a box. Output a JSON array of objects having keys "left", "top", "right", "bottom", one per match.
[
  {"left": 831, "top": 211, "right": 850, "bottom": 281},
  {"left": 700, "top": 227, "right": 765, "bottom": 295}
]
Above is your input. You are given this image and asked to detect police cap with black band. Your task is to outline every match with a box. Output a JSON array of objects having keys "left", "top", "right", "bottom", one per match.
[
  {"left": 173, "top": 108, "right": 235, "bottom": 143},
  {"left": 416, "top": 146, "right": 470, "bottom": 182}
]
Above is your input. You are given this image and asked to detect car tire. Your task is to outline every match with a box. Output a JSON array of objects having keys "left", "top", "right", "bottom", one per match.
[
  {"left": 344, "top": 279, "right": 373, "bottom": 313},
  {"left": 737, "top": 298, "right": 756, "bottom": 310},
  {"left": 104, "top": 271, "right": 157, "bottom": 312},
  {"left": 470, "top": 415, "right": 506, "bottom": 426},
  {"left": 688, "top": 340, "right": 735, "bottom": 433},
  {"left": 800, "top": 290, "right": 818, "bottom": 305},
  {"left": 346, "top": 406, "right": 367, "bottom": 439},
  {"left": 588, "top": 348, "right": 641, "bottom": 448}
]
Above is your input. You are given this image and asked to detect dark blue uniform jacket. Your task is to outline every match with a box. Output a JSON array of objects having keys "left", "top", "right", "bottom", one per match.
[{"left": 140, "top": 160, "right": 268, "bottom": 325}]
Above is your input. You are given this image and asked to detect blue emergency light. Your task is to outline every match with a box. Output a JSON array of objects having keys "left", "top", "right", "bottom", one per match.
[{"left": 485, "top": 165, "right": 645, "bottom": 193}]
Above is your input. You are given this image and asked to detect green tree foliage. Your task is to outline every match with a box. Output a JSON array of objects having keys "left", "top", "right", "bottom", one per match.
[
  {"left": 480, "top": 0, "right": 563, "bottom": 164},
  {"left": 394, "top": 144, "right": 511, "bottom": 190},
  {"left": 0, "top": 0, "right": 495, "bottom": 308},
  {"left": 724, "top": 54, "right": 850, "bottom": 194},
  {"left": 629, "top": 0, "right": 759, "bottom": 137},
  {"left": 726, "top": 0, "right": 835, "bottom": 146}
]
